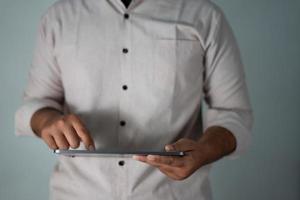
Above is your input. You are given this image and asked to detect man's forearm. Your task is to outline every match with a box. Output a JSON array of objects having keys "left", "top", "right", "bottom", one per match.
[
  {"left": 196, "top": 126, "right": 237, "bottom": 166},
  {"left": 31, "top": 107, "right": 63, "bottom": 137}
]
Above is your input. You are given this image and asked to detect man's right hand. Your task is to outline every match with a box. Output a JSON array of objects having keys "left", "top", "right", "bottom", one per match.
[{"left": 31, "top": 108, "right": 95, "bottom": 150}]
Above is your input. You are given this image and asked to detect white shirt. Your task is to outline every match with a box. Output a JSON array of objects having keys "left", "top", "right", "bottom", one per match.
[{"left": 15, "top": 0, "right": 253, "bottom": 199}]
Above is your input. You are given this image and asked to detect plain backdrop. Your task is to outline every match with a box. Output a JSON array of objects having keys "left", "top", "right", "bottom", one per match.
[{"left": 0, "top": 0, "right": 299, "bottom": 199}]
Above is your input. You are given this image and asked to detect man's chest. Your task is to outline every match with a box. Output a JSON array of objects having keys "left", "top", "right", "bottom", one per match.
[{"left": 54, "top": 0, "right": 203, "bottom": 91}]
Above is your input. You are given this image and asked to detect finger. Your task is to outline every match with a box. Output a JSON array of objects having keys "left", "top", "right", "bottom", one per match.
[
  {"left": 146, "top": 158, "right": 186, "bottom": 178},
  {"left": 43, "top": 135, "right": 58, "bottom": 149},
  {"left": 147, "top": 155, "right": 184, "bottom": 167},
  {"left": 61, "top": 124, "right": 80, "bottom": 149},
  {"left": 165, "top": 144, "right": 175, "bottom": 151},
  {"left": 69, "top": 115, "right": 95, "bottom": 150},
  {"left": 132, "top": 155, "right": 148, "bottom": 162},
  {"left": 166, "top": 144, "right": 194, "bottom": 157},
  {"left": 133, "top": 154, "right": 165, "bottom": 168},
  {"left": 133, "top": 155, "right": 186, "bottom": 180},
  {"left": 133, "top": 155, "right": 181, "bottom": 180},
  {"left": 53, "top": 132, "right": 70, "bottom": 149},
  {"left": 133, "top": 155, "right": 166, "bottom": 167},
  {"left": 166, "top": 138, "right": 195, "bottom": 152},
  {"left": 134, "top": 156, "right": 163, "bottom": 168}
]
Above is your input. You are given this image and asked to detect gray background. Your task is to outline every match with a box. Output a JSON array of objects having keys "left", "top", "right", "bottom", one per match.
[{"left": 0, "top": 0, "right": 299, "bottom": 199}]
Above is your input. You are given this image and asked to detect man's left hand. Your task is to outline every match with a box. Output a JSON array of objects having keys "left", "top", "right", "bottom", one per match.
[
  {"left": 133, "top": 126, "right": 237, "bottom": 180},
  {"left": 132, "top": 138, "right": 208, "bottom": 181}
]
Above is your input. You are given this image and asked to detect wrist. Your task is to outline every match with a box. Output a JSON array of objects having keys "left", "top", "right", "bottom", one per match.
[{"left": 195, "top": 126, "right": 237, "bottom": 165}]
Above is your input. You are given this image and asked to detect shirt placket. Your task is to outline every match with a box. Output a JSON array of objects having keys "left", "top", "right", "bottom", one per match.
[
  {"left": 117, "top": 4, "right": 132, "bottom": 148},
  {"left": 117, "top": 4, "right": 132, "bottom": 200}
]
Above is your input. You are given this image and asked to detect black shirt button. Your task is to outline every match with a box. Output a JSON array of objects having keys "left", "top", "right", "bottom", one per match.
[
  {"left": 118, "top": 160, "right": 125, "bottom": 166},
  {"left": 124, "top": 13, "right": 129, "bottom": 19},
  {"left": 120, "top": 120, "right": 126, "bottom": 126},
  {"left": 122, "top": 48, "right": 128, "bottom": 54},
  {"left": 122, "top": 85, "right": 128, "bottom": 90}
]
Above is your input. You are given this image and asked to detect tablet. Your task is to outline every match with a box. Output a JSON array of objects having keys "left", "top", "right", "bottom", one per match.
[{"left": 53, "top": 149, "right": 186, "bottom": 157}]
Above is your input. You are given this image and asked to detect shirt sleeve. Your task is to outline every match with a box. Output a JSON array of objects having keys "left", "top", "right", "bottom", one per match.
[
  {"left": 202, "top": 9, "right": 254, "bottom": 160},
  {"left": 14, "top": 14, "right": 64, "bottom": 137}
]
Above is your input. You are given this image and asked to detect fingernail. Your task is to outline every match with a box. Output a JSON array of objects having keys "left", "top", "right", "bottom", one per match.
[
  {"left": 132, "top": 155, "right": 139, "bottom": 160},
  {"left": 88, "top": 145, "right": 95, "bottom": 151},
  {"left": 147, "top": 155, "right": 156, "bottom": 161},
  {"left": 165, "top": 145, "right": 173, "bottom": 151}
]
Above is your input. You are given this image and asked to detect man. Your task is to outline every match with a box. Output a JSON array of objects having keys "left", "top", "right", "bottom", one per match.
[{"left": 15, "top": 0, "right": 253, "bottom": 199}]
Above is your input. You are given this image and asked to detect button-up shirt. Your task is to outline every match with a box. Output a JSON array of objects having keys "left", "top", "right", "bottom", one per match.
[
  {"left": 15, "top": 0, "right": 253, "bottom": 199},
  {"left": 121, "top": 0, "right": 132, "bottom": 8}
]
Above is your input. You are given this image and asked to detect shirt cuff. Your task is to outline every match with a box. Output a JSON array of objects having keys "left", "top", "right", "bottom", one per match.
[
  {"left": 203, "top": 108, "right": 253, "bottom": 160},
  {"left": 15, "top": 98, "right": 63, "bottom": 137}
]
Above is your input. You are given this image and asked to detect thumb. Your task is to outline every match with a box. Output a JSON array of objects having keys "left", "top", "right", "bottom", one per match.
[
  {"left": 165, "top": 143, "right": 176, "bottom": 151},
  {"left": 165, "top": 138, "right": 194, "bottom": 151}
]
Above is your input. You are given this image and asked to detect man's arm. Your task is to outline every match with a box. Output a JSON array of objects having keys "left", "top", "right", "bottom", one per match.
[
  {"left": 31, "top": 107, "right": 95, "bottom": 150},
  {"left": 196, "top": 126, "right": 237, "bottom": 165},
  {"left": 133, "top": 6, "right": 253, "bottom": 180},
  {"left": 15, "top": 13, "right": 95, "bottom": 150},
  {"left": 132, "top": 126, "right": 237, "bottom": 180},
  {"left": 31, "top": 108, "right": 63, "bottom": 138}
]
